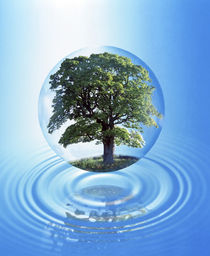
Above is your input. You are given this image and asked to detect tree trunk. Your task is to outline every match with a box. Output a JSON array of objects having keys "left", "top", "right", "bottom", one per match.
[{"left": 103, "top": 137, "right": 114, "bottom": 165}]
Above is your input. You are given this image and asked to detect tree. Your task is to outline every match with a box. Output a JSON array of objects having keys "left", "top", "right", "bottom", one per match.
[{"left": 48, "top": 52, "right": 162, "bottom": 165}]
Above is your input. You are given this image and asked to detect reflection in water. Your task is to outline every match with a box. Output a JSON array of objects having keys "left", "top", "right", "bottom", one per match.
[{"left": 64, "top": 186, "right": 148, "bottom": 223}]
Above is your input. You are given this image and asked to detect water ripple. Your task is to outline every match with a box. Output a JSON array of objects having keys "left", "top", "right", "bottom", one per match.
[{"left": 0, "top": 136, "right": 210, "bottom": 254}]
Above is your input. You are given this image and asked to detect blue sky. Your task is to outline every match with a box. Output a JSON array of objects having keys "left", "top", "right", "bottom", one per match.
[{"left": 0, "top": 0, "right": 210, "bottom": 152}]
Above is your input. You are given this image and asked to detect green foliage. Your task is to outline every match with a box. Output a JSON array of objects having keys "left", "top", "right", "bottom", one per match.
[
  {"left": 71, "top": 155, "right": 139, "bottom": 172},
  {"left": 48, "top": 52, "right": 162, "bottom": 148}
]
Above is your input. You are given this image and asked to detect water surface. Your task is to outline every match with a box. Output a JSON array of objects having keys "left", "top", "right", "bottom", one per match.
[{"left": 0, "top": 135, "right": 210, "bottom": 256}]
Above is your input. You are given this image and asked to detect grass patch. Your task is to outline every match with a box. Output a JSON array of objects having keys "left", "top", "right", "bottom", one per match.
[{"left": 70, "top": 155, "right": 139, "bottom": 172}]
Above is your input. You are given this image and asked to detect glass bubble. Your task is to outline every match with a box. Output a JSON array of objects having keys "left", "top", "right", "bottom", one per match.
[{"left": 38, "top": 46, "right": 164, "bottom": 171}]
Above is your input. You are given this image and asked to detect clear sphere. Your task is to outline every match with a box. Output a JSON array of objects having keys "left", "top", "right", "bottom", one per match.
[{"left": 38, "top": 46, "right": 164, "bottom": 171}]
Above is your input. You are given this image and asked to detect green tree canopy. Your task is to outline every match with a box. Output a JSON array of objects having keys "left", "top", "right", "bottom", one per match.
[{"left": 48, "top": 52, "right": 162, "bottom": 164}]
